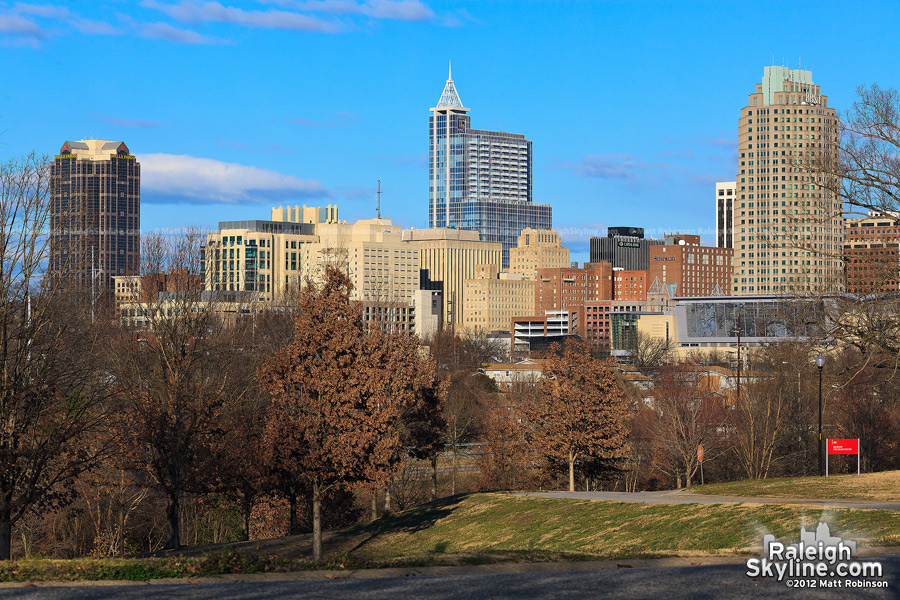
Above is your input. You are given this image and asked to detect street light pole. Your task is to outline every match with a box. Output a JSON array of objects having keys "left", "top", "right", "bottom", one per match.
[{"left": 816, "top": 353, "right": 826, "bottom": 476}]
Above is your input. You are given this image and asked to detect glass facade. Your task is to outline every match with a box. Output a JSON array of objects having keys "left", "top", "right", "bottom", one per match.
[
  {"left": 429, "top": 73, "right": 550, "bottom": 268},
  {"left": 675, "top": 297, "right": 818, "bottom": 343}
]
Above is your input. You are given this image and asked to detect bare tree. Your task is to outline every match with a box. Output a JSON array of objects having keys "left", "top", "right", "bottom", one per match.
[
  {"left": 805, "top": 85, "right": 900, "bottom": 367},
  {"left": 625, "top": 329, "right": 673, "bottom": 368},
  {"left": 651, "top": 366, "right": 729, "bottom": 488},
  {"left": 111, "top": 229, "right": 253, "bottom": 550},
  {"left": 0, "top": 154, "right": 114, "bottom": 559}
]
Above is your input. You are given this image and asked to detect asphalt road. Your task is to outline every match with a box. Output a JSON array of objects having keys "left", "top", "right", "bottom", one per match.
[
  {"left": 519, "top": 490, "right": 900, "bottom": 511},
  {"left": 1, "top": 556, "right": 896, "bottom": 600}
]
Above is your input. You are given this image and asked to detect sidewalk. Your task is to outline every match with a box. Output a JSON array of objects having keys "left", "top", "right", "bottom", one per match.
[
  {"left": 0, "top": 555, "right": 752, "bottom": 587},
  {"left": 519, "top": 490, "right": 900, "bottom": 511}
]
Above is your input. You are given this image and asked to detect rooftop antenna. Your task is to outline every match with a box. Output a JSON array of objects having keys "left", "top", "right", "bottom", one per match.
[
  {"left": 376, "top": 179, "right": 382, "bottom": 219},
  {"left": 448, "top": 60, "right": 452, "bottom": 80}
]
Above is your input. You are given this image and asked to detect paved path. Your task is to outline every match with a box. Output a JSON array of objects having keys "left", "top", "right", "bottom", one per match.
[
  {"left": 519, "top": 490, "right": 900, "bottom": 511},
  {"left": 0, "top": 556, "right": 896, "bottom": 599}
]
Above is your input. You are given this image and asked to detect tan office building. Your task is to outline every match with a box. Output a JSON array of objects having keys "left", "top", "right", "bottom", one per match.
[
  {"left": 271, "top": 204, "right": 340, "bottom": 225},
  {"left": 204, "top": 213, "right": 420, "bottom": 333},
  {"left": 463, "top": 264, "right": 535, "bottom": 334},
  {"left": 508, "top": 228, "right": 569, "bottom": 278},
  {"left": 733, "top": 66, "right": 843, "bottom": 295},
  {"left": 204, "top": 219, "right": 318, "bottom": 302},
  {"left": 402, "top": 228, "right": 502, "bottom": 329},
  {"left": 304, "top": 218, "right": 421, "bottom": 333}
]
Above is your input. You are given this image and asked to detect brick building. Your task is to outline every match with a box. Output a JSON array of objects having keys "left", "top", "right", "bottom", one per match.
[
  {"left": 649, "top": 234, "right": 733, "bottom": 297},
  {"left": 844, "top": 214, "right": 900, "bottom": 294}
]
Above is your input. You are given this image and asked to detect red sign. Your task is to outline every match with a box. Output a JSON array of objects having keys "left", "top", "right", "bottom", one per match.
[
  {"left": 828, "top": 439, "right": 859, "bottom": 455},
  {"left": 697, "top": 444, "right": 704, "bottom": 462}
]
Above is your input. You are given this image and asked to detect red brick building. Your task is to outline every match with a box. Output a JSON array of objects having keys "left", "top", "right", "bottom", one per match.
[
  {"left": 649, "top": 234, "right": 732, "bottom": 297},
  {"left": 845, "top": 214, "right": 900, "bottom": 294}
]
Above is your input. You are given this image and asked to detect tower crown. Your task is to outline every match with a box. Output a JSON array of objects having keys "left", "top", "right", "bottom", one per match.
[{"left": 434, "top": 61, "right": 465, "bottom": 109}]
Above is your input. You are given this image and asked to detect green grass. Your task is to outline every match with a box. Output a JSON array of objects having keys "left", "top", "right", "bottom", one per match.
[
  {"left": 4, "top": 491, "right": 900, "bottom": 582},
  {"left": 692, "top": 470, "right": 900, "bottom": 502},
  {"left": 320, "top": 493, "right": 900, "bottom": 563},
  {"left": 0, "top": 548, "right": 328, "bottom": 582}
]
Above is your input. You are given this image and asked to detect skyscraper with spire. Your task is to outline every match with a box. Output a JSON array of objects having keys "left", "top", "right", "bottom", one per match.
[{"left": 428, "top": 64, "right": 550, "bottom": 268}]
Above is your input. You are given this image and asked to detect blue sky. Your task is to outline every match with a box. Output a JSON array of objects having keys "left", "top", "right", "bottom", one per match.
[{"left": 1, "top": 1, "right": 898, "bottom": 263}]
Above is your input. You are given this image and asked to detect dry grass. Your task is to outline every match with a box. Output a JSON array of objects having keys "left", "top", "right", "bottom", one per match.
[
  {"left": 9, "top": 492, "right": 900, "bottom": 581},
  {"left": 693, "top": 470, "right": 900, "bottom": 502},
  {"left": 199, "top": 492, "right": 900, "bottom": 565}
]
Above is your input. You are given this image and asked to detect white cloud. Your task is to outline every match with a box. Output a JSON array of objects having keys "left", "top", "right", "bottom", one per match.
[
  {"left": 137, "top": 21, "right": 226, "bottom": 43},
  {"left": 138, "top": 153, "right": 331, "bottom": 204},
  {"left": 275, "top": 0, "right": 435, "bottom": 21},
  {"left": 6, "top": 4, "right": 119, "bottom": 38},
  {"left": 0, "top": 14, "right": 47, "bottom": 38},
  {"left": 142, "top": 0, "right": 341, "bottom": 32}
]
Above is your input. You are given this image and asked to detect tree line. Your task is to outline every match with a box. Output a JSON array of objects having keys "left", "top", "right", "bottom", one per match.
[{"left": 0, "top": 174, "right": 630, "bottom": 560}]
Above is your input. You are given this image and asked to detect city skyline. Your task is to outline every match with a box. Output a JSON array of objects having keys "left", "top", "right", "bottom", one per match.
[{"left": 2, "top": 1, "right": 899, "bottom": 263}]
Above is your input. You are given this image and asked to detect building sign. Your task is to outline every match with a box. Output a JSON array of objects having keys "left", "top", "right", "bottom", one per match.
[
  {"left": 826, "top": 438, "right": 860, "bottom": 476},
  {"left": 654, "top": 257, "right": 675, "bottom": 261},
  {"left": 55, "top": 154, "right": 77, "bottom": 160},
  {"left": 828, "top": 439, "right": 859, "bottom": 454},
  {"left": 805, "top": 89, "right": 821, "bottom": 106},
  {"left": 617, "top": 240, "right": 640, "bottom": 248}
]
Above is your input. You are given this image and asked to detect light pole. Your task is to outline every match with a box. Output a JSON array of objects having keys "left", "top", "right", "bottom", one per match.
[{"left": 816, "top": 353, "right": 826, "bottom": 476}]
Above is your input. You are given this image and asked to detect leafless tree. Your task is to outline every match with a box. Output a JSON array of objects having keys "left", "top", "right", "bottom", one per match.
[
  {"left": 625, "top": 329, "right": 673, "bottom": 368},
  {"left": 0, "top": 153, "right": 114, "bottom": 559},
  {"left": 651, "top": 366, "right": 729, "bottom": 488},
  {"left": 110, "top": 229, "right": 254, "bottom": 550}
]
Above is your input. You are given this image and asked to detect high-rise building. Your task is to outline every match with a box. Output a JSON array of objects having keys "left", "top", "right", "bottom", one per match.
[
  {"left": 305, "top": 218, "right": 421, "bottom": 310},
  {"left": 402, "top": 227, "right": 502, "bottom": 329},
  {"left": 428, "top": 65, "right": 551, "bottom": 267},
  {"left": 732, "top": 67, "right": 843, "bottom": 295},
  {"left": 589, "top": 227, "right": 662, "bottom": 271},
  {"left": 50, "top": 140, "right": 140, "bottom": 291},
  {"left": 649, "top": 234, "right": 733, "bottom": 297},
  {"left": 716, "top": 181, "right": 736, "bottom": 248}
]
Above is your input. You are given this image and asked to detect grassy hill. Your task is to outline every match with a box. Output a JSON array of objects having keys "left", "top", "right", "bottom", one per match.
[
  {"left": 225, "top": 492, "right": 900, "bottom": 564},
  {"left": 692, "top": 470, "right": 900, "bottom": 502},
  {"left": 5, "top": 490, "right": 900, "bottom": 582}
]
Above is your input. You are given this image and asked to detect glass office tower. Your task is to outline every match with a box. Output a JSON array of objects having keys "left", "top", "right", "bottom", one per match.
[{"left": 428, "top": 65, "right": 550, "bottom": 268}]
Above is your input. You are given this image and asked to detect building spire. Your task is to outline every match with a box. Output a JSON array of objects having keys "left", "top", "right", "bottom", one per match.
[{"left": 435, "top": 62, "right": 464, "bottom": 109}]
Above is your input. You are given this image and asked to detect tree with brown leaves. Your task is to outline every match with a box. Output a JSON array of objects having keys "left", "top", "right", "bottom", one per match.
[
  {"left": 258, "top": 267, "right": 432, "bottom": 561},
  {"left": 527, "top": 340, "right": 629, "bottom": 492}
]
